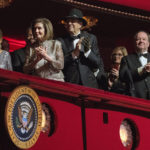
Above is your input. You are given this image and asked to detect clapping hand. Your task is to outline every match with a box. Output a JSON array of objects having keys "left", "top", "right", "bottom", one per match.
[
  {"left": 110, "top": 68, "right": 119, "bottom": 78},
  {"left": 108, "top": 68, "right": 119, "bottom": 88},
  {"left": 72, "top": 37, "right": 84, "bottom": 58},
  {"left": 82, "top": 36, "right": 91, "bottom": 52},
  {"left": 144, "top": 62, "right": 150, "bottom": 73},
  {"left": 35, "top": 46, "right": 47, "bottom": 61},
  {"left": 109, "top": 68, "right": 119, "bottom": 82}
]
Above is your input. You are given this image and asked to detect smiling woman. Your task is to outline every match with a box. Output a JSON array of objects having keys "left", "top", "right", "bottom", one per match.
[
  {"left": 97, "top": 46, "right": 129, "bottom": 94},
  {"left": 23, "top": 18, "right": 64, "bottom": 82}
]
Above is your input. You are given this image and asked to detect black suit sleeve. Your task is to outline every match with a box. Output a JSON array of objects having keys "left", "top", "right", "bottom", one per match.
[
  {"left": 11, "top": 48, "right": 25, "bottom": 72},
  {"left": 119, "top": 57, "right": 128, "bottom": 82},
  {"left": 84, "top": 34, "right": 104, "bottom": 71},
  {"left": 120, "top": 55, "right": 148, "bottom": 82},
  {"left": 119, "top": 56, "right": 136, "bottom": 96},
  {"left": 57, "top": 37, "right": 75, "bottom": 67}
]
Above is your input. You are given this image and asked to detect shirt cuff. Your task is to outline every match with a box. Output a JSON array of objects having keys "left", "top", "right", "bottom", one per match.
[
  {"left": 84, "top": 49, "right": 91, "bottom": 58},
  {"left": 94, "top": 69, "right": 99, "bottom": 77},
  {"left": 71, "top": 52, "right": 78, "bottom": 60},
  {"left": 138, "top": 66, "right": 144, "bottom": 75}
]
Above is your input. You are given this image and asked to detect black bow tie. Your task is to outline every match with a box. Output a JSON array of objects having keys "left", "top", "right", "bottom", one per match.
[
  {"left": 70, "top": 34, "right": 81, "bottom": 40},
  {"left": 139, "top": 53, "right": 148, "bottom": 58}
]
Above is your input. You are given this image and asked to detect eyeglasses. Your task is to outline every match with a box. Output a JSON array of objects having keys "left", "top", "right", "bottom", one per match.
[{"left": 112, "top": 53, "right": 123, "bottom": 57}]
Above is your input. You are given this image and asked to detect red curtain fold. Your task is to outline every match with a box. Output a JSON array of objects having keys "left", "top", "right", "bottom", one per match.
[{"left": 3, "top": 37, "right": 26, "bottom": 52}]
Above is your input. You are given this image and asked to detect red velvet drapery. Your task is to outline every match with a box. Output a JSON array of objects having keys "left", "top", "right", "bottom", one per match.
[{"left": 3, "top": 37, "right": 26, "bottom": 52}]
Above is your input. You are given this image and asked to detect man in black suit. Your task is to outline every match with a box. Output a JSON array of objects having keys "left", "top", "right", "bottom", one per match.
[
  {"left": 120, "top": 31, "right": 150, "bottom": 99},
  {"left": 58, "top": 8, "right": 104, "bottom": 88},
  {"left": 11, "top": 27, "right": 35, "bottom": 72}
]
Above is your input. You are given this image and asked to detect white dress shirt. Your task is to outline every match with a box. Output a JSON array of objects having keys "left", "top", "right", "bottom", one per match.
[
  {"left": 72, "top": 32, "right": 91, "bottom": 59},
  {"left": 138, "top": 51, "right": 148, "bottom": 75}
]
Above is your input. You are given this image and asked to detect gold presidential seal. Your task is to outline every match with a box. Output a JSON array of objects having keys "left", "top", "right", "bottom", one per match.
[{"left": 5, "top": 86, "right": 42, "bottom": 149}]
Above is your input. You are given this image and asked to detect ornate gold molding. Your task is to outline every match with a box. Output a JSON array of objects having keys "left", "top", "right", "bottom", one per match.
[{"left": 59, "top": 0, "right": 150, "bottom": 22}]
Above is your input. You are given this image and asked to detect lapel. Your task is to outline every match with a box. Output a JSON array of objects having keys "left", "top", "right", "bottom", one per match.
[
  {"left": 64, "top": 36, "right": 74, "bottom": 54},
  {"left": 80, "top": 31, "right": 90, "bottom": 53},
  {"left": 132, "top": 53, "right": 142, "bottom": 68},
  {"left": 128, "top": 53, "right": 142, "bottom": 68},
  {"left": 20, "top": 47, "right": 26, "bottom": 63},
  {"left": 147, "top": 52, "right": 150, "bottom": 63}
]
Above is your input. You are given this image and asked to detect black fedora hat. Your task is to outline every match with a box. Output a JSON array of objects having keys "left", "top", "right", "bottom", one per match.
[{"left": 64, "top": 8, "right": 87, "bottom": 26}]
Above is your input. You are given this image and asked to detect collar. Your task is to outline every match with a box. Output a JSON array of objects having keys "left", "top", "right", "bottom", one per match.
[{"left": 70, "top": 31, "right": 81, "bottom": 36}]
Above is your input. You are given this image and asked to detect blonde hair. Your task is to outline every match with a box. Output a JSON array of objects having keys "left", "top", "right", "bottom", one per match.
[
  {"left": 111, "top": 46, "right": 128, "bottom": 60},
  {"left": 31, "top": 18, "right": 53, "bottom": 41}
]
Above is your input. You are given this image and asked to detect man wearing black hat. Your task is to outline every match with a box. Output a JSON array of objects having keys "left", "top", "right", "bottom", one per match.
[{"left": 58, "top": 8, "right": 104, "bottom": 88}]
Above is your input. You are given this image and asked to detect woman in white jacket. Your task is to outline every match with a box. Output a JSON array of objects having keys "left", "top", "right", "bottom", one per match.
[{"left": 24, "top": 18, "right": 64, "bottom": 82}]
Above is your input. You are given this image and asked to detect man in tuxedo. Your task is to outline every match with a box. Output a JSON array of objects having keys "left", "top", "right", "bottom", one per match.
[
  {"left": 58, "top": 8, "right": 104, "bottom": 88},
  {"left": 120, "top": 31, "right": 150, "bottom": 99},
  {"left": 11, "top": 27, "right": 35, "bottom": 72}
]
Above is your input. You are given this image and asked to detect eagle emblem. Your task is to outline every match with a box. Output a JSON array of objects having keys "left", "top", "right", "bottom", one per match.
[{"left": 16, "top": 101, "right": 33, "bottom": 134}]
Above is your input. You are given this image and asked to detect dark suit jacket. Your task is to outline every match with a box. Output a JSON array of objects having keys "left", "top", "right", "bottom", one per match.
[
  {"left": 120, "top": 52, "right": 150, "bottom": 99},
  {"left": 11, "top": 47, "right": 26, "bottom": 73},
  {"left": 98, "top": 71, "right": 129, "bottom": 95},
  {"left": 58, "top": 31, "right": 104, "bottom": 88}
]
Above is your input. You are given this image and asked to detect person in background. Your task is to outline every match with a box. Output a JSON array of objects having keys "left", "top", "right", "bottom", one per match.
[
  {"left": 120, "top": 31, "right": 150, "bottom": 99},
  {"left": 11, "top": 27, "right": 35, "bottom": 72},
  {"left": 58, "top": 8, "right": 104, "bottom": 88},
  {"left": 106, "top": 46, "right": 128, "bottom": 94},
  {"left": 24, "top": 18, "right": 64, "bottom": 82},
  {"left": 2, "top": 39, "right": 9, "bottom": 52},
  {"left": 0, "top": 29, "right": 12, "bottom": 71}
]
